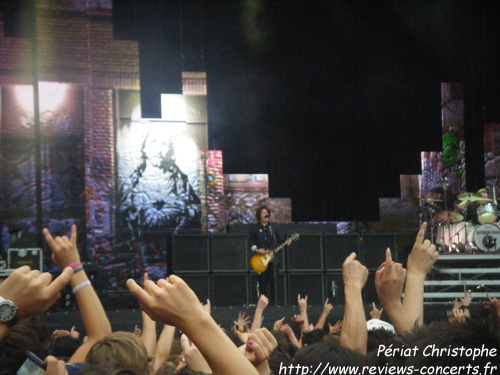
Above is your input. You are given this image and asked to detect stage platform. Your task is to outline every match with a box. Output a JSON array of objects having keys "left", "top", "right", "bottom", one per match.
[{"left": 41, "top": 303, "right": 471, "bottom": 334}]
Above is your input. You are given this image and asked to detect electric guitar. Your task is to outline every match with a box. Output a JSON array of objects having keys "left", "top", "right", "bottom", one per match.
[{"left": 250, "top": 233, "right": 299, "bottom": 274}]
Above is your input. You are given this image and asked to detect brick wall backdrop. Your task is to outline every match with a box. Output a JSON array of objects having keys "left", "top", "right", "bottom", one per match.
[{"left": 0, "top": 3, "right": 140, "bottom": 252}]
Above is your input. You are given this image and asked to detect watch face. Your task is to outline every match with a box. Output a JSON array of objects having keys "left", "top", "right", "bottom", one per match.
[{"left": 0, "top": 301, "right": 17, "bottom": 322}]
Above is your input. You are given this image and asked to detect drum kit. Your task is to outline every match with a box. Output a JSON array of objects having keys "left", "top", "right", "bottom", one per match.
[{"left": 426, "top": 190, "right": 500, "bottom": 253}]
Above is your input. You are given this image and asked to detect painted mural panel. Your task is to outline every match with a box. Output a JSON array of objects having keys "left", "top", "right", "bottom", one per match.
[
  {"left": 111, "top": 90, "right": 207, "bottom": 282},
  {"left": 0, "top": 84, "right": 84, "bottom": 252},
  {"left": 116, "top": 121, "right": 204, "bottom": 235}
]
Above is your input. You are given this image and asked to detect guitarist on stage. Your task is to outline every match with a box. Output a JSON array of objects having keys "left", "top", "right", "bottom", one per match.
[{"left": 249, "top": 205, "right": 291, "bottom": 304}]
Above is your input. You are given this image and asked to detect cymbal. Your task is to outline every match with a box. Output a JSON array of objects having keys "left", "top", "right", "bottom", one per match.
[
  {"left": 433, "top": 211, "right": 464, "bottom": 223},
  {"left": 449, "top": 212, "right": 464, "bottom": 223},
  {"left": 425, "top": 198, "right": 444, "bottom": 203},
  {"left": 458, "top": 192, "right": 482, "bottom": 202},
  {"left": 417, "top": 196, "right": 444, "bottom": 203}
]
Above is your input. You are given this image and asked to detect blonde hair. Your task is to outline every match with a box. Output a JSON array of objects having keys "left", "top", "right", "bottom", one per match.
[{"left": 86, "top": 331, "right": 152, "bottom": 374}]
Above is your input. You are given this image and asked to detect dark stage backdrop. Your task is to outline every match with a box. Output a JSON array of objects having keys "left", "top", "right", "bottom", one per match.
[{"left": 115, "top": 0, "right": 500, "bottom": 222}]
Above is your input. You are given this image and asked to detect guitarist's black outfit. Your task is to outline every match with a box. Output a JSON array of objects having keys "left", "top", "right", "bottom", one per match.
[{"left": 249, "top": 222, "right": 287, "bottom": 304}]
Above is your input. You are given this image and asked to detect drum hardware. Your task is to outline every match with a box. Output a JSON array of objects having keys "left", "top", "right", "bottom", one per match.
[
  {"left": 435, "top": 220, "right": 483, "bottom": 253},
  {"left": 433, "top": 211, "right": 464, "bottom": 223}
]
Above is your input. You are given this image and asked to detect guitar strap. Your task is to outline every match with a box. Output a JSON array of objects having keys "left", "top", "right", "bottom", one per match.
[{"left": 268, "top": 225, "right": 277, "bottom": 246}]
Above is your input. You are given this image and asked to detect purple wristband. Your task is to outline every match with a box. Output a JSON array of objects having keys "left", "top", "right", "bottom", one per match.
[{"left": 69, "top": 262, "right": 82, "bottom": 270}]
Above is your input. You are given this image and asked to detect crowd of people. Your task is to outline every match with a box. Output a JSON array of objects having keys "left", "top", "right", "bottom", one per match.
[{"left": 1, "top": 222, "right": 500, "bottom": 375}]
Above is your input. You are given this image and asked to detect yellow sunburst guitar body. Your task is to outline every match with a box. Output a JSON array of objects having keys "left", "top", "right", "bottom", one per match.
[{"left": 250, "top": 233, "right": 299, "bottom": 274}]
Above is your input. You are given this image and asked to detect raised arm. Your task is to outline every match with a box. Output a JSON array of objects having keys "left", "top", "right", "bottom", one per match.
[
  {"left": 153, "top": 324, "right": 175, "bottom": 372},
  {"left": 375, "top": 248, "right": 412, "bottom": 334},
  {"left": 43, "top": 225, "right": 112, "bottom": 363},
  {"left": 340, "top": 252, "right": 368, "bottom": 354},
  {"left": 315, "top": 298, "right": 334, "bottom": 330},
  {"left": 279, "top": 323, "right": 301, "bottom": 349},
  {"left": 403, "top": 222, "right": 439, "bottom": 326},
  {"left": 127, "top": 275, "right": 260, "bottom": 375},
  {"left": 251, "top": 294, "right": 269, "bottom": 331},
  {"left": 297, "top": 294, "right": 310, "bottom": 331},
  {"left": 140, "top": 273, "right": 157, "bottom": 357}
]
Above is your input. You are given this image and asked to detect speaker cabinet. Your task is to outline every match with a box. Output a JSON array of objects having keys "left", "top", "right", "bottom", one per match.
[
  {"left": 172, "top": 235, "right": 210, "bottom": 272},
  {"left": 179, "top": 274, "right": 211, "bottom": 302},
  {"left": 288, "top": 273, "right": 325, "bottom": 305},
  {"left": 211, "top": 235, "right": 248, "bottom": 271},
  {"left": 287, "top": 235, "right": 323, "bottom": 271},
  {"left": 212, "top": 274, "right": 248, "bottom": 306},
  {"left": 325, "top": 273, "right": 346, "bottom": 304},
  {"left": 249, "top": 273, "right": 287, "bottom": 306},
  {"left": 324, "top": 234, "right": 360, "bottom": 271},
  {"left": 361, "top": 234, "right": 397, "bottom": 269},
  {"left": 363, "top": 272, "right": 378, "bottom": 305}
]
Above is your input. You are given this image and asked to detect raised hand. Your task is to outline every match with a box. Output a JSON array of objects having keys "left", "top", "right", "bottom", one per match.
[
  {"left": 340, "top": 252, "right": 368, "bottom": 354},
  {"left": 69, "top": 325, "right": 80, "bottom": 339},
  {"left": 234, "top": 311, "right": 251, "bottom": 332},
  {"left": 127, "top": 274, "right": 204, "bottom": 328},
  {"left": 257, "top": 294, "right": 269, "bottom": 310},
  {"left": 297, "top": 294, "right": 308, "bottom": 313},
  {"left": 375, "top": 249, "right": 407, "bottom": 307},
  {"left": 240, "top": 328, "right": 278, "bottom": 375},
  {"left": 342, "top": 253, "right": 368, "bottom": 290},
  {"left": 291, "top": 314, "right": 304, "bottom": 327},
  {"left": 370, "top": 302, "right": 383, "bottom": 320},
  {"left": 375, "top": 248, "right": 411, "bottom": 333},
  {"left": 133, "top": 324, "right": 142, "bottom": 337},
  {"left": 322, "top": 298, "right": 334, "bottom": 315},
  {"left": 451, "top": 304, "right": 467, "bottom": 323},
  {"left": 128, "top": 274, "right": 261, "bottom": 375},
  {"left": 181, "top": 333, "right": 212, "bottom": 374},
  {"left": 315, "top": 298, "right": 334, "bottom": 330},
  {"left": 461, "top": 291, "right": 472, "bottom": 307},
  {"left": 43, "top": 225, "right": 80, "bottom": 270},
  {"left": 487, "top": 293, "right": 500, "bottom": 318},
  {"left": 279, "top": 323, "right": 292, "bottom": 337},
  {"left": 403, "top": 222, "right": 439, "bottom": 328},
  {"left": 272, "top": 316, "right": 285, "bottom": 331},
  {"left": 0, "top": 265, "right": 73, "bottom": 319},
  {"left": 328, "top": 320, "right": 343, "bottom": 334},
  {"left": 406, "top": 222, "right": 438, "bottom": 277}
]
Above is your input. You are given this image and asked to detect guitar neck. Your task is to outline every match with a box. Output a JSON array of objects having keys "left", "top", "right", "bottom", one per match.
[
  {"left": 273, "top": 243, "right": 286, "bottom": 254},
  {"left": 272, "top": 233, "right": 298, "bottom": 254}
]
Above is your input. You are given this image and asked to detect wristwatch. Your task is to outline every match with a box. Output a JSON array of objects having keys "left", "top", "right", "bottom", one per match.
[{"left": 0, "top": 297, "right": 18, "bottom": 327}]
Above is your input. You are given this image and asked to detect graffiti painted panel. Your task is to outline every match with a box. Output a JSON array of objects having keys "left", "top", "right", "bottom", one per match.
[
  {"left": 484, "top": 123, "right": 500, "bottom": 199},
  {"left": 206, "top": 150, "right": 226, "bottom": 232},
  {"left": 420, "top": 83, "right": 465, "bottom": 219},
  {"left": 224, "top": 174, "right": 269, "bottom": 225}
]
